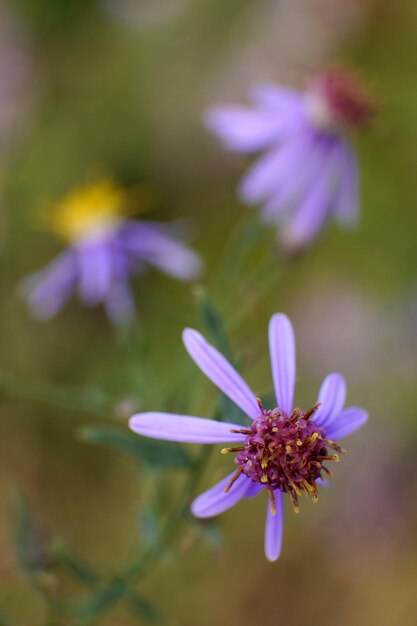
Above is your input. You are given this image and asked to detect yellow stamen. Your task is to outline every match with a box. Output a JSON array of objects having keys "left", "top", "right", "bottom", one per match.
[
  {"left": 224, "top": 467, "right": 243, "bottom": 493},
  {"left": 268, "top": 489, "right": 277, "bottom": 515},
  {"left": 41, "top": 179, "right": 149, "bottom": 243},
  {"left": 221, "top": 446, "right": 244, "bottom": 454}
]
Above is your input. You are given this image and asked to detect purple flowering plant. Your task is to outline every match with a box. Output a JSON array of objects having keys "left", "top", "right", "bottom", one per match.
[
  {"left": 1, "top": 3, "right": 377, "bottom": 612},
  {"left": 130, "top": 313, "right": 368, "bottom": 561},
  {"left": 206, "top": 69, "right": 374, "bottom": 250},
  {"left": 21, "top": 179, "right": 203, "bottom": 324}
]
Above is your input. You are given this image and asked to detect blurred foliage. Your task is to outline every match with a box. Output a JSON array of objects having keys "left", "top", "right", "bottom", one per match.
[{"left": 78, "top": 425, "right": 191, "bottom": 469}]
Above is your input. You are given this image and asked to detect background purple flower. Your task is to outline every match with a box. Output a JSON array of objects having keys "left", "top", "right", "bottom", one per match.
[
  {"left": 21, "top": 180, "right": 203, "bottom": 324},
  {"left": 206, "top": 70, "right": 374, "bottom": 250},
  {"left": 130, "top": 313, "right": 368, "bottom": 561}
]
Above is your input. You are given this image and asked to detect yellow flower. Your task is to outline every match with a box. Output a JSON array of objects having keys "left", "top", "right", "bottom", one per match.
[{"left": 46, "top": 179, "right": 128, "bottom": 242}]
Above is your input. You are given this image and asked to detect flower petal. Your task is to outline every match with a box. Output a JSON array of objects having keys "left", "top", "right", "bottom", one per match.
[
  {"left": 183, "top": 329, "right": 260, "bottom": 420},
  {"left": 129, "top": 412, "right": 245, "bottom": 444},
  {"left": 260, "top": 136, "right": 329, "bottom": 225},
  {"left": 325, "top": 406, "right": 368, "bottom": 441},
  {"left": 314, "top": 373, "right": 346, "bottom": 429},
  {"left": 250, "top": 83, "right": 303, "bottom": 112},
  {"left": 280, "top": 140, "right": 339, "bottom": 248},
  {"left": 244, "top": 481, "right": 265, "bottom": 498},
  {"left": 191, "top": 472, "right": 250, "bottom": 518},
  {"left": 316, "top": 477, "right": 329, "bottom": 488},
  {"left": 238, "top": 135, "right": 308, "bottom": 205},
  {"left": 204, "top": 106, "right": 283, "bottom": 153},
  {"left": 268, "top": 313, "right": 296, "bottom": 415},
  {"left": 76, "top": 240, "right": 113, "bottom": 305},
  {"left": 21, "top": 250, "right": 77, "bottom": 319},
  {"left": 264, "top": 491, "right": 284, "bottom": 562},
  {"left": 121, "top": 221, "right": 202, "bottom": 281}
]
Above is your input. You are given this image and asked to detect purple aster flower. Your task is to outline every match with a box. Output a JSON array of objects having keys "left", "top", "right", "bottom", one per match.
[
  {"left": 129, "top": 313, "right": 368, "bottom": 561},
  {"left": 205, "top": 69, "right": 374, "bottom": 250},
  {"left": 22, "top": 180, "right": 203, "bottom": 324}
]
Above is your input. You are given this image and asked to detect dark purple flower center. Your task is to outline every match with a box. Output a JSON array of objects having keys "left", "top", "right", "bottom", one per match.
[
  {"left": 223, "top": 400, "right": 345, "bottom": 513},
  {"left": 308, "top": 69, "right": 374, "bottom": 131}
]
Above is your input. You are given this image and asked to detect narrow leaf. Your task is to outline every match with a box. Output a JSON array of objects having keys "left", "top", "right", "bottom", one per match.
[
  {"left": 75, "top": 578, "right": 127, "bottom": 621},
  {"left": 78, "top": 425, "right": 191, "bottom": 468},
  {"left": 195, "top": 289, "right": 234, "bottom": 363},
  {"left": 57, "top": 550, "right": 99, "bottom": 586},
  {"left": 128, "top": 594, "right": 161, "bottom": 623}
]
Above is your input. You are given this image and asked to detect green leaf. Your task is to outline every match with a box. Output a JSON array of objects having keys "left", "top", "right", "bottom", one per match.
[
  {"left": 56, "top": 549, "right": 99, "bottom": 586},
  {"left": 13, "top": 493, "right": 49, "bottom": 575},
  {"left": 74, "top": 578, "right": 128, "bottom": 621},
  {"left": 195, "top": 289, "right": 234, "bottom": 363},
  {"left": 128, "top": 594, "right": 161, "bottom": 623},
  {"left": 78, "top": 425, "right": 191, "bottom": 469},
  {"left": 215, "top": 392, "right": 249, "bottom": 426}
]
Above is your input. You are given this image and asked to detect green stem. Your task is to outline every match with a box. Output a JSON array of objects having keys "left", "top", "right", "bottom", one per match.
[
  {"left": 127, "top": 445, "right": 211, "bottom": 580},
  {"left": 74, "top": 445, "right": 211, "bottom": 619}
]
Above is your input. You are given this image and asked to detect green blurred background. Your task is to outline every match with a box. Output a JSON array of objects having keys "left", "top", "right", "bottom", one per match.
[{"left": 1, "top": 0, "right": 417, "bottom": 624}]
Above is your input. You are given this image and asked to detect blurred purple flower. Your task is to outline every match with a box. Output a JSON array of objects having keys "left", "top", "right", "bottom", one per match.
[
  {"left": 206, "top": 70, "right": 373, "bottom": 250},
  {"left": 130, "top": 313, "right": 368, "bottom": 561},
  {"left": 22, "top": 180, "right": 202, "bottom": 324}
]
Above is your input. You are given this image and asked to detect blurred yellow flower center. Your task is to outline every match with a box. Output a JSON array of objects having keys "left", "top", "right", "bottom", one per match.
[{"left": 49, "top": 180, "right": 127, "bottom": 242}]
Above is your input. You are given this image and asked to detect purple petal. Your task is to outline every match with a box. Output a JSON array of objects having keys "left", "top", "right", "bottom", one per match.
[
  {"left": 268, "top": 314, "right": 296, "bottom": 415},
  {"left": 183, "top": 329, "right": 259, "bottom": 420},
  {"left": 260, "top": 136, "right": 329, "bottom": 225},
  {"left": 325, "top": 406, "right": 368, "bottom": 441},
  {"left": 281, "top": 141, "right": 340, "bottom": 248},
  {"left": 102, "top": 243, "right": 135, "bottom": 324},
  {"left": 76, "top": 239, "right": 113, "bottom": 305},
  {"left": 22, "top": 250, "right": 77, "bottom": 318},
  {"left": 129, "top": 412, "right": 245, "bottom": 444},
  {"left": 314, "top": 373, "right": 346, "bottom": 429},
  {"left": 238, "top": 134, "right": 308, "bottom": 205},
  {"left": 245, "top": 481, "right": 265, "bottom": 498},
  {"left": 264, "top": 491, "right": 284, "bottom": 562},
  {"left": 204, "top": 106, "right": 284, "bottom": 153},
  {"left": 250, "top": 83, "right": 303, "bottom": 113},
  {"left": 121, "top": 221, "right": 202, "bottom": 281},
  {"left": 316, "top": 477, "right": 329, "bottom": 488},
  {"left": 334, "top": 140, "right": 359, "bottom": 226},
  {"left": 191, "top": 472, "right": 250, "bottom": 518}
]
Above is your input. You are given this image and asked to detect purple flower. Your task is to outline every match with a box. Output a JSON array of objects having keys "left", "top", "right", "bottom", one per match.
[
  {"left": 22, "top": 180, "right": 203, "bottom": 324},
  {"left": 129, "top": 313, "right": 368, "bottom": 561},
  {"left": 206, "top": 70, "right": 374, "bottom": 250}
]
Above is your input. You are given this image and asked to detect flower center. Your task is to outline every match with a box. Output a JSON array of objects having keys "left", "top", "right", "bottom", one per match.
[
  {"left": 306, "top": 69, "right": 374, "bottom": 132},
  {"left": 46, "top": 180, "right": 127, "bottom": 243},
  {"left": 222, "top": 399, "right": 345, "bottom": 514}
]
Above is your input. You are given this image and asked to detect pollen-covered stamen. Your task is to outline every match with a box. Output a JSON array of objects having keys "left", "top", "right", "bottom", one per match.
[
  {"left": 307, "top": 69, "right": 374, "bottom": 132},
  {"left": 224, "top": 401, "right": 346, "bottom": 513},
  {"left": 224, "top": 467, "right": 243, "bottom": 493}
]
